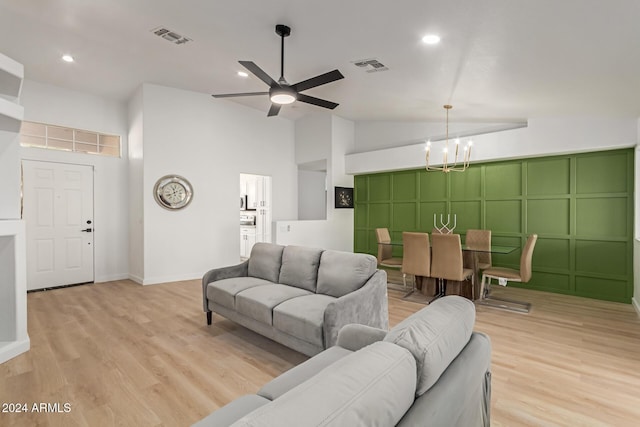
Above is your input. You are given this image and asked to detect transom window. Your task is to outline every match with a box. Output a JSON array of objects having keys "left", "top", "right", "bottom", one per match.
[{"left": 20, "top": 121, "right": 121, "bottom": 158}]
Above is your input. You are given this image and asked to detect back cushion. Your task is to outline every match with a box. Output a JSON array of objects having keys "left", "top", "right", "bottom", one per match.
[
  {"left": 230, "top": 341, "right": 416, "bottom": 427},
  {"left": 384, "top": 296, "right": 475, "bottom": 396},
  {"left": 316, "top": 250, "right": 377, "bottom": 297},
  {"left": 278, "top": 246, "right": 324, "bottom": 292},
  {"left": 248, "top": 243, "right": 285, "bottom": 283}
]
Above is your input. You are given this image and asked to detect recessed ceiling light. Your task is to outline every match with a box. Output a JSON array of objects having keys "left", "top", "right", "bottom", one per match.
[
  {"left": 237, "top": 71, "right": 249, "bottom": 77},
  {"left": 422, "top": 34, "right": 441, "bottom": 45},
  {"left": 62, "top": 54, "right": 74, "bottom": 63}
]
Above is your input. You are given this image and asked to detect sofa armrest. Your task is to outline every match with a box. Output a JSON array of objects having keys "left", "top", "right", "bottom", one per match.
[
  {"left": 202, "top": 260, "right": 249, "bottom": 312},
  {"left": 323, "top": 269, "right": 389, "bottom": 347},
  {"left": 336, "top": 324, "right": 387, "bottom": 352}
]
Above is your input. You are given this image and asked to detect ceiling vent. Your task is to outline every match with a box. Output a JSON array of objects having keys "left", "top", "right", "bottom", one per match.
[
  {"left": 352, "top": 58, "right": 388, "bottom": 73},
  {"left": 151, "top": 27, "right": 192, "bottom": 45}
]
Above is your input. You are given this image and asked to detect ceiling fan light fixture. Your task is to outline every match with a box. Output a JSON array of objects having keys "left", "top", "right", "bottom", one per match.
[{"left": 270, "top": 87, "right": 297, "bottom": 105}]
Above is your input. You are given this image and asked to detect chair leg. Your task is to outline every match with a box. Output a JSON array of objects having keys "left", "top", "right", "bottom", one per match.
[
  {"left": 476, "top": 276, "right": 531, "bottom": 313},
  {"left": 206, "top": 311, "right": 212, "bottom": 325},
  {"left": 479, "top": 274, "right": 487, "bottom": 300},
  {"left": 403, "top": 274, "right": 416, "bottom": 298}
]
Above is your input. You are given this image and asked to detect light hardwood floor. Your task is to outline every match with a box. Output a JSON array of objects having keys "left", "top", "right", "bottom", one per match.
[{"left": 1, "top": 279, "right": 639, "bottom": 427}]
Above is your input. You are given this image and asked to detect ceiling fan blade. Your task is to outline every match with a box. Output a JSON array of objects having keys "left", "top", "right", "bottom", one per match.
[
  {"left": 291, "top": 69, "right": 344, "bottom": 92},
  {"left": 239, "top": 61, "right": 279, "bottom": 88},
  {"left": 296, "top": 93, "right": 339, "bottom": 110},
  {"left": 212, "top": 92, "right": 269, "bottom": 98},
  {"left": 267, "top": 104, "right": 281, "bottom": 117}
]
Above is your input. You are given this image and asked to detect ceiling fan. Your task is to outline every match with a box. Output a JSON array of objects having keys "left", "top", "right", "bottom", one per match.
[{"left": 212, "top": 24, "right": 344, "bottom": 117}]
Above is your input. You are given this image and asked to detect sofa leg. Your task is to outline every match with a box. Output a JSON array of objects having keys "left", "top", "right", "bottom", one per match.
[{"left": 206, "top": 311, "right": 212, "bottom": 325}]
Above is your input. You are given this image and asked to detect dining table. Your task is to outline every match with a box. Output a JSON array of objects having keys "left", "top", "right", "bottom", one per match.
[{"left": 379, "top": 240, "right": 518, "bottom": 300}]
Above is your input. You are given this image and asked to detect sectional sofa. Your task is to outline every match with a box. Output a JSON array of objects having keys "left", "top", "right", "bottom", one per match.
[{"left": 193, "top": 296, "right": 492, "bottom": 427}]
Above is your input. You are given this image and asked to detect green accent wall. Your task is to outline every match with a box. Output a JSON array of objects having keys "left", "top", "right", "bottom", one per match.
[{"left": 354, "top": 149, "right": 634, "bottom": 303}]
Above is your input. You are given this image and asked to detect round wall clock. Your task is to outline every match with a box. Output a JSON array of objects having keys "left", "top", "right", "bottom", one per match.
[{"left": 153, "top": 175, "right": 193, "bottom": 210}]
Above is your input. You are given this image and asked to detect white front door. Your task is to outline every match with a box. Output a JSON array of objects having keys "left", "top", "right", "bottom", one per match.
[{"left": 22, "top": 160, "right": 94, "bottom": 290}]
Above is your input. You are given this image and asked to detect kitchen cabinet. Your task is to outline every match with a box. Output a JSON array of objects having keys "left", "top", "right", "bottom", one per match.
[
  {"left": 255, "top": 207, "right": 272, "bottom": 244},
  {"left": 255, "top": 175, "right": 271, "bottom": 208},
  {"left": 240, "top": 226, "right": 257, "bottom": 259},
  {"left": 246, "top": 175, "right": 271, "bottom": 210}
]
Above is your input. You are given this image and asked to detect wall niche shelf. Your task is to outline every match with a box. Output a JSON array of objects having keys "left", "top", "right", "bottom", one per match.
[
  {"left": 0, "top": 220, "right": 29, "bottom": 364},
  {"left": 0, "top": 51, "right": 28, "bottom": 364},
  {"left": 0, "top": 52, "right": 24, "bottom": 133}
]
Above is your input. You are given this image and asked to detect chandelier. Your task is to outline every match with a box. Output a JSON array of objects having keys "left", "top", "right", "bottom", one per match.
[{"left": 425, "top": 105, "right": 472, "bottom": 172}]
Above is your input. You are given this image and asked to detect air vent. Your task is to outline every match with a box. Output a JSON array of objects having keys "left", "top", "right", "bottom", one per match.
[
  {"left": 352, "top": 58, "right": 388, "bottom": 73},
  {"left": 151, "top": 27, "right": 192, "bottom": 45}
]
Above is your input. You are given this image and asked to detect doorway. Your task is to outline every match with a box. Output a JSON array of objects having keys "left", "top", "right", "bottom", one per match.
[
  {"left": 22, "top": 160, "right": 94, "bottom": 290},
  {"left": 239, "top": 173, "right": 272, "bottom": 259}
]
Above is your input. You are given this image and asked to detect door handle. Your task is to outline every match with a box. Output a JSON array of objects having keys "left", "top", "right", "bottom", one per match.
[{"left": 81, "top": 228, "right": 93, "bottom": 233}]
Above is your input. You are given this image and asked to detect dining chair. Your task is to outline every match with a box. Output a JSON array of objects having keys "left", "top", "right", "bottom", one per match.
[
  {"left": 375, "top": 228, "right": 406, "bottom": 288},
  {"left": 477, "top": 234, "right": 538, "bottom": 313},
  {"left": 465, "top": 229, "right": 492, "bottom": 270},
  {"left": 430, "top": 233, "right": 475, "bottom": 300},
  {"left": 401, "top": 232, "right": 431, "bottom": 298}
]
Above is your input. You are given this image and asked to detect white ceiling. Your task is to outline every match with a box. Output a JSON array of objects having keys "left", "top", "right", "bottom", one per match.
[{"left": 1, "top": 0, "right": 640, "bottom": 123}]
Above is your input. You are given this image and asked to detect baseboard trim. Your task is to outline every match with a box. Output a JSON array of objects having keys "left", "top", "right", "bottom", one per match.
[
  {"left": 632, "top": 297, "right": 640, "bottom": 316},
  {"left": 0, "top": 338, "right": 30, "bottom": 364},
  {"left": 95, "top": 274, "right": 129, "bottom": 283},
  {"left": 138, "top": 273, "right": 201, "bottom": 286},
  {"left": 128, "top": 274, "right": 144, "bottom": 285}
]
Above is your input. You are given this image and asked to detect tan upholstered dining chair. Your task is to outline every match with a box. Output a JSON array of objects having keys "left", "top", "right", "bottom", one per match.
[
  {"left": 401, "top": 232, "right": 431, "bottom": 298},
  {"left": 465, "top": 229, "right": 492, "bottom": 270},
  {"left": 375, "top": 228, "right": 406, "bottom": 287},
  {"left": 430, "top": 233, "right": 475, "bottom": 300},
  {"left": 477, "top": 234, "right": 538, "bottom": 313}
]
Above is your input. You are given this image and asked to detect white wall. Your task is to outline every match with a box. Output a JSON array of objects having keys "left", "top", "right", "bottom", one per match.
[
  {"left": 137, "top": 84, "right": 296, "bottom": 284},
  {"left": 328, "top": 115, "right": 355, "bottom": 250},
  {"left": 294, "top": 114, "right": 331, "bottom": 164},
  {"left": 298, "top": 170, "right": 326, "bottom": 220},
  {"left": 19, "top": 79, "right": 130, "bottom": 282},
  {"left": 353, "top": 120, "right": 526, "bottom": 153},
  {"left": 127, "top": 87, "right": 144, "bottom": 282},
  {"left": 276, "top": 113, "right": 355, "bottom": 252},
  {"left": 346, "top": 117, "right": 638, "bottom": 174}
]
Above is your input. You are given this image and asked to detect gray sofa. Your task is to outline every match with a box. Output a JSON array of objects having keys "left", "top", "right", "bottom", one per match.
[
  {"left": 202, "top": 243, "right": 389, "bottom": 356},
  {"left": 193, "top": 296, "right": 491, "bottom": 427}
]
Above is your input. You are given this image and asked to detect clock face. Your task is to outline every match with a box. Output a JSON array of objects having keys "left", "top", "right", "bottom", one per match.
[{"left": 154, "top": 175, "right": 193, "bottom": 210}]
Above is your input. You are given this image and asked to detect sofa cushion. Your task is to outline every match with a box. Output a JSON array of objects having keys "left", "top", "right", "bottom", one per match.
[
  {"left": 248, "top": 243, "right": 285, "bottom": 283},
  {"left": 277, "top": 246, "right": 324, "bottom": 292},
  {"left": 192, "top": 395, "right": 271, "bottom": 427},
  {"left": 231, "top": 342, "right": 416, "bottom": 427},
  {"left": 316, "top": 250, "right": 378, "bottom": 297},
  {"left": 273, "top": 294, "right": 336, "bottom": 347},
  {"left": 236, "top": 284, "right": 313, "bottom": 325},
  {"left": 207, "top": 277, "right": 273, "bottom": 310},
  {"left": 257, "top": 346, "right": 352, "bottom": 401},
  {"left": 384, "top": 296, "right": 475, "bottom": 396}
]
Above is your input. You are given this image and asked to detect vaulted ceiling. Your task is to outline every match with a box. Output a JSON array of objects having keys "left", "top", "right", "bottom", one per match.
[{"left": 1, "top": 0, "right": 640, "bottom": 122}]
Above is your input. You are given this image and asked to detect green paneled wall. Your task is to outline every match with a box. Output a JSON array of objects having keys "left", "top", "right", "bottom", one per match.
[{"left": 354, "top": 149, "right": 634, "bottom": 303}]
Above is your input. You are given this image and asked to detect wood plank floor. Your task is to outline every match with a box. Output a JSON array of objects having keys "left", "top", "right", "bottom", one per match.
[{"left": 1, "top": 279, "right": 639, "bottom": 426}]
